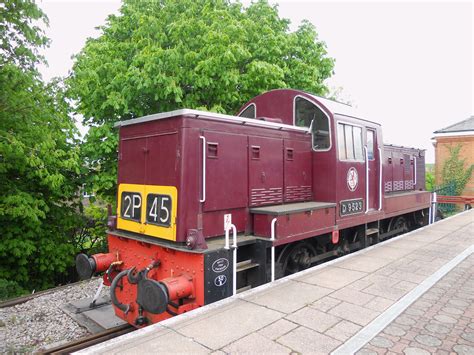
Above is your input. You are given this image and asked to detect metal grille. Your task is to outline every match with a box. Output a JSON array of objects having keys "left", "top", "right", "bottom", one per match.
[
  {"left": 393, "top": 180, "right": 404, "bottom": 191},
  {"left": 285, "top": 185, "right": 312, "bottom": 202},
  {"left": 250, "top": 187, "right": 283, "bottom": 206}
]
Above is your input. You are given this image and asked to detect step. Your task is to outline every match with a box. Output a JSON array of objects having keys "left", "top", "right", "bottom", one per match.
[
  {"left": 366, "top": 228, "right": 379, "bottom": 236},
  {"left": 236, "top": 285, "right": 252, "bottom": 294},
  {"left": 236, "top": 260, "right": 260, "bottom": 273}
]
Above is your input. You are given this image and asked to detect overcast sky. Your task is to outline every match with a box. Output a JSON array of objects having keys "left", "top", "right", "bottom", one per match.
[{"left": 37, "top": 0, "right": 473, "bottom": 163}]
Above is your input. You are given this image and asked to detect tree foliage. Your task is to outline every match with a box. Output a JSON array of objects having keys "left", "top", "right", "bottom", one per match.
[
  {"left": 0, "top": 0, "right": 82, "bottom": 295},
  {"left": 0, "top": 0, "right": 49, "bottom": 69},
  {"left": 425, "top": 171, "right": 435, "bottom": 191},
  {"left": 68, "top": 0, "right": 335, "bottom": 200},
  {"left": 441, "top": 144, "right": 474, "bottom": 195}
]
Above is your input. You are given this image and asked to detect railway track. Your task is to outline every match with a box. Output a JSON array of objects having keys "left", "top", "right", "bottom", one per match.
[
  {"left": 40, "top": 324, "right": 135, "bottom": 354},
  {"left": 0, "top": 278, "right": 98, "bottom": 308}
]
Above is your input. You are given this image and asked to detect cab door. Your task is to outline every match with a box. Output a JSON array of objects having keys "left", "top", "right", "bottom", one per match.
[{"left": 366, "top": 129, "right": 380, "bottom": 210}]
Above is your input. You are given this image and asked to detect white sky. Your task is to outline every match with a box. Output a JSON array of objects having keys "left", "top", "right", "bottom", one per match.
[{"left": 37, "top": 0, "right": 473, "bottom": 163}]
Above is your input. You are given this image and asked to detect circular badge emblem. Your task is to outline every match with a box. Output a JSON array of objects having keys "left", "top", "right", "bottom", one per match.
[
  {"left": 347, "top": 167, "right": 358, "bottom": 192},
  {"left": 214, "top": 275, "right": 227, "bottom": 287},
  {"left": 212, "top": 258, "right": 229, "bottom": 273}
]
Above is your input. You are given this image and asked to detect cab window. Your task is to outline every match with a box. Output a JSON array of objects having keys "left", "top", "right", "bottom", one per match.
[
  {"left": 367, "top": 130, "right": 375, "bottom": 160},
  {"left": 294, "top": 97, "right": 330, "bottom": 151},
  {"left": 337, "top": 123, "right": 363, "bottom": 161},
  {"left": 239, "top": 104, "right": 256, "bottom": 119}
]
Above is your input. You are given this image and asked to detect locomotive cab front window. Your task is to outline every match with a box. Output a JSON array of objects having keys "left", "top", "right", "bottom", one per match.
[{"left": 294, "top": 96, "right": 330, "bottom": 151}]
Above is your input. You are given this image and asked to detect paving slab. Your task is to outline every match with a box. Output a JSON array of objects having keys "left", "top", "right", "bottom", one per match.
[
  {"left": 222, "top": 332, "right": 291, "bottom": 354},
  {"left": 172, "top": 300, "right": 283, "bottom": 350},
  {"left": 296, "top": 266, "right": 367, "bottom": 289},
  {"left": 78, "top": 210, "right": 473, "bottom": 355},
  {"left": 277, "top": 326, "right": 342, "bottom": 354},
  {"left": 245, "top": 279, "right": 332, "bottom": 314}
]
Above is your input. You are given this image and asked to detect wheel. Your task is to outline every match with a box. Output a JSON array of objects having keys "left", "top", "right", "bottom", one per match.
[
  {"left": 278, "top": 242, "right": 317, "bottom": 276},
  {"left": 388, "top": 216, "right": 409, "bottom": 236}
]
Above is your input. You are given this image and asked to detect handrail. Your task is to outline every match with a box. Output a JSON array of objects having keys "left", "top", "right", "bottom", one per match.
[
  {"left": 270, "top": 218, "right": 277, "bottom": 282},
  {"left": 364, "top": 146, "right": 369, "bottom": 213},
  {"left": 224, "top": 223, "right": 237, "bottom": 295},
  {"left": 429, "top": 192, "right": 437, "bottom": 224},
  {"left": 199, "top": 136, "right": 206, "bottom": 203},
  {"left": 378, "top": 147, "right": 382, "bottom": 211},
  {"left": 230, "top": 224, "right": 237, "bottom": 295},
  {"left": 413, "top": 156, "right": 417, "bottom": 187}
]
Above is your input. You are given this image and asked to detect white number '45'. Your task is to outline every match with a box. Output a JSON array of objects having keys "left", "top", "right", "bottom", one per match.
[{"left": 148, "top": 196, "right": 170, "bottom": 224}]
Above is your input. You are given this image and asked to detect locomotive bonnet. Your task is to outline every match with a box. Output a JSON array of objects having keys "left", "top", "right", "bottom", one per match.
[{"left": 76, "top": 89, "right": 430, "bottom": 327}]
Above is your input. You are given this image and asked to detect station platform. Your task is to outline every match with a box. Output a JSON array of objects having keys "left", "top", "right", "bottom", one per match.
[{"left": 78, "top": 210, "right": 474, "bottom": 354}]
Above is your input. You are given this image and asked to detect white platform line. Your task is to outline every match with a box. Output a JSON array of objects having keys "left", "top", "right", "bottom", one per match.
[{"left": 331, "top": 244, "right": 474, "bottom": 355}]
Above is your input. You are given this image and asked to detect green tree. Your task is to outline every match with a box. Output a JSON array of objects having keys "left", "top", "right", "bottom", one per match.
[
  {"left": 425, "top": 171, "right": 435, "bottom": 191},
  {"left": 0, "top": 0, "right": 49, "bottom": 70},
  {"left": 441, "top": 144, "right": 474, "bottom": 195},
  {"left": 68, "top": 0, "right": 335, "bottom": 201},
  {"left": 0, "top": 0, "right": 82, "bottom": 296}
]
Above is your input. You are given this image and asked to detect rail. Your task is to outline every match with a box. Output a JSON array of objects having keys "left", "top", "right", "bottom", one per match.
[
  {"left": 429, "top": 192, "right": 437, "bottom": 224},
  {"left": 364, "top": 146, "right": 369, "bottom": 213},
  {"left": 224, "top": 223, "right": 237, "bottom": 295},
  {"left": 0, "top": 278, "right": 97, "bottom": 308},
  {"left": 437, "top": 195, "right": 474, "bottom": 210},
  {"left": 199, "top": 136, "right": 206, "bottom": 203},
  {"left": 270, "top": 218, "right": 277, "bottom": 282},
  {"left": 413, "top": 156, "right": 417, "bottom": 187},
  {"left": 39, "top": 324, "right": 134, "bottom": 354},
  {"left": 378, "top": 147, "right": 382, "bottom": 211}
]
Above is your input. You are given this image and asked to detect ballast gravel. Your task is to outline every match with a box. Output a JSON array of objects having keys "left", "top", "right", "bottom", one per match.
[{"left": 0, "top": 278, "right": 109, "bottom": 353}]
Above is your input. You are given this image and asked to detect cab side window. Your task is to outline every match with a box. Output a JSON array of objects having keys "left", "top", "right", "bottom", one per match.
[
  {"left": 294, "top": 97, "right": 330, "bottom": 151},
  {"left": 239, "top": 104, "right": 256, "bottom": 119},
  {"left": 337, "top": 123, "right": 363, "bottom": 161},
  {"left": 367, "top": 130, "right": 375, "bottom": 160}
]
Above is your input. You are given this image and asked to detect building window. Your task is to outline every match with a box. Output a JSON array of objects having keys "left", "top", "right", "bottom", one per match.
[
  {"left": 239, "top": 104, "right": 256, "bottom": 118},
  {"left": 294, "top": 96, "right": 330, "bottom": 151},
  {"left": 337, "top": 123, "right": 363, "bottom": 161}
]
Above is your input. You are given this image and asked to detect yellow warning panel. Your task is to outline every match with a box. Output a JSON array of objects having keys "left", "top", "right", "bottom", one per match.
[{"left": 117, "top": 184, "right": 178, "bottom": 241}]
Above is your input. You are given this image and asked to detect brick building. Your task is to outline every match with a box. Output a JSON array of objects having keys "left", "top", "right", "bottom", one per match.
[{"left": 433, "top": 116, "right": 474, "bottom": 196}]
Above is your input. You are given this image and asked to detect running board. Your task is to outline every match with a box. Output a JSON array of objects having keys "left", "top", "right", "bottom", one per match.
[{"left": 236, "top": 260, "right": 260, "bottom": 273}]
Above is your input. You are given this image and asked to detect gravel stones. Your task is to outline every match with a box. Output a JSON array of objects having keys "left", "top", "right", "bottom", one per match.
[{"left": 0, "top": 278, "right": 108, "bottom": 353}]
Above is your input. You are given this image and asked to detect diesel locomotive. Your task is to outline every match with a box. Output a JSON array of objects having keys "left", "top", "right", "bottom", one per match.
[{"left": 76, "top": 89, "right": 431, "bottom": 327}]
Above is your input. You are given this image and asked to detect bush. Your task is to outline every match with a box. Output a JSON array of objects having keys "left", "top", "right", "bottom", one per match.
[{"left": 0, "top": 279, "right": 27, "bottom": 301}]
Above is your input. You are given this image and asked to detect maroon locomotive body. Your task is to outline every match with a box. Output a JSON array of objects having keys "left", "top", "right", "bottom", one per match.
[{"left": 76, "top": 89, "right": 430, "bottom": 327}]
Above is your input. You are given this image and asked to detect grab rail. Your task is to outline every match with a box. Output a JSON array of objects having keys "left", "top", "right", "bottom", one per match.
[
  {"left": 199, "top": 136, "right": 206, "bottom": 203},
  {"left": 429, "top": 192, "right": 437, "bottom": 224},
  {"left": 413, "top": 156, "right": 417, "bottom": 187},
  {"left": 378, "top": 147, "right": 382, "bottom": 211},
  {"left": 364, "top": 146, "right": 369, "bottom": 213},
  {"left": 270, "top": 218, "right": 277, "bottom": 282},
  {"left": 224, "top": 223, "right": 237, "bottom": 295}
]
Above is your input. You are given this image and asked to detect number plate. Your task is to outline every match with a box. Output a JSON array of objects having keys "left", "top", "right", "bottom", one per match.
[
  {"left": 146, "top": 194, "right": 172, "bottom": 227},
  {"left": 120, "top": 192, "right": 142, "bottom": 222},
  {"left": 340, "top": 198, "right": 364, "bottom": 216}
]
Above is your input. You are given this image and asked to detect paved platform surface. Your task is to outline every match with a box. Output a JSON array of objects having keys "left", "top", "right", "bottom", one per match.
[{"left": 79, "top": 210, "right": 473, "bottom": 354}]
